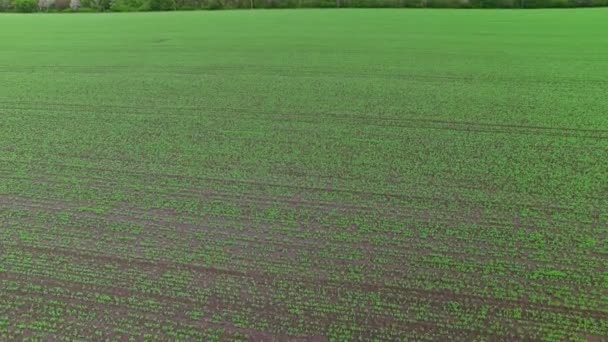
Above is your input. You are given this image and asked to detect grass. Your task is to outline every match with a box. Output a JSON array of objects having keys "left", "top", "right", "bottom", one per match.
[{"left": 1, "top": 9, "right": 607, "bottom": 341}]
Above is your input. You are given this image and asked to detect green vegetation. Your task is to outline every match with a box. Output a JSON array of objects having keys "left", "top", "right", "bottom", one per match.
[
  {"left": 1, "top": 9, "right": 607, "bottom": 340},
  {"left": 1, "top": 0, "right": 608, "bottom": 12},
  {"left": 11, "top": 0, "right": 37, "bottom": 11}
]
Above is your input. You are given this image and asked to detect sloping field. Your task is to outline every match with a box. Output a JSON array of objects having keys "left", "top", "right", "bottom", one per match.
[{"left": 0, "top": 9, "right": 607, "bottom": 340}]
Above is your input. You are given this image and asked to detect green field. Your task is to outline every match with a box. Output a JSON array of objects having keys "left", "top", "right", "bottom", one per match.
[{"left": 1, "top": 9, "right": 607, "bottom": 340}]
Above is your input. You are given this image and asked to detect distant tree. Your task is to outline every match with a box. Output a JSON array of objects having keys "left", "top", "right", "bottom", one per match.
[
  {"left": 54, "top": 0, "right": 70, "bottom": 9},
  {"left": 14, "top": 0, "right": 37, "bottom": 11},
  {"left": 0, "top": 0, "right": 11, "bottom": 11},
  {"left": 89, "top": 0, "right": 110, "bottom": 10},
  {"left": 69, "top": 0, "right": 80, "bottom": 9},
  {"left": 38, "top": 0, "right": 54, "bottom": 11},
  {"left": 149, "top": 0, "right": 175, "bottom": 10},
  {"left": 205, "top": 0, "right": 223, "bottom": 8},
  {"left": 174, "top": 0, "right": 200, "bottom": 9}
]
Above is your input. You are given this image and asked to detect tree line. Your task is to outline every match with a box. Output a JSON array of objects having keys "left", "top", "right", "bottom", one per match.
[{"left": 1, "top": 0, "right": 606, "bottom": 13}]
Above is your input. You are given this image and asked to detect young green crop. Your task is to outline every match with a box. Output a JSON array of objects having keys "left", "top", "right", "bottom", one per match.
[{"left": 0, "top": 8, "right": 607, "bottom": 340}]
